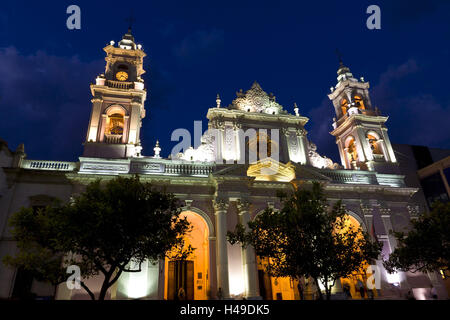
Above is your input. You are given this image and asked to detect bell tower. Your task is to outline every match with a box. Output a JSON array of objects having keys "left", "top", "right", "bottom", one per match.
[
  {"left": 328, "top": 61, "right": 397, "bottom": 172},
  {"left": 83, "top": 28, "right": 147, "bottom": 158}
]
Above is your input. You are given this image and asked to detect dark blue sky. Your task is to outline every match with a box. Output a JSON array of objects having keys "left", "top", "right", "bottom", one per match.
[{"left": 1, "top": 0, "right": 450, "bottom": 162}]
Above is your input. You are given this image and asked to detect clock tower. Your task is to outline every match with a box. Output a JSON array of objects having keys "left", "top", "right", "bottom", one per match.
[{"left": 83, "top": 29, "right": 147, "bottom": 158}]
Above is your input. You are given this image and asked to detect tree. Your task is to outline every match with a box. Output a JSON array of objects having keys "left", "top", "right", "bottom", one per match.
[
  {"left": 228, "top": 182, "right": 382, "bottom": 300},
  {"left": 384, "top": 201, "right": 450, "bottom": 274},
  {"left": 3, "top": 176, "right": 191, "bottom": 300}
]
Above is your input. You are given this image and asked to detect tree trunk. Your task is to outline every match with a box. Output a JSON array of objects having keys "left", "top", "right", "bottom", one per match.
[
  {"left": 80, "top": 281, "right": 96, "bottom": 300},
  {"left": 98, "top": 274, "right": 111, "bottom": 300},
  {"left": 313, "top": 278, "right": 323, "bottom": 300}
]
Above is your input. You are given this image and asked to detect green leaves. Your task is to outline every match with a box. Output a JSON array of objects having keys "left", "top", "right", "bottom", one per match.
[
  {"left": 227, "top": 182, "right": 382, "bottom": 299},
  {"left": 3, "top": 175, "right": 189, "bottom": 299},
  {"left": 384, "top": 201, "right": 450, "bottom": 274}
]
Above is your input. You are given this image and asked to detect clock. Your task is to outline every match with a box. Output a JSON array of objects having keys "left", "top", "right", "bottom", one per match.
[{"left": 116, "top": 71, "right": 128, "bottom": 81}]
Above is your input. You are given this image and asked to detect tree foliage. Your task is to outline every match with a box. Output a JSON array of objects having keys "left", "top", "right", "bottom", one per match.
[
  {"left": 384, "top": 201, "right": 450, "bottom": 274},
  {"left": 228, "top": 182, "right": 382, "bottom": 300},
  {"left": 3, "top": 176, "right": 190, "bottom": 300}
]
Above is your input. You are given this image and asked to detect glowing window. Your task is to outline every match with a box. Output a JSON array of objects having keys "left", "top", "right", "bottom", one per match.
[
  {"left": 341, "top": 99, "right": 348, "bottom": 115},
  {"left": 367, "top": 133, "right": 382, "bottom": 155},
  {"left": 107, "top": 113, "right": 124, "bottom": 135},
  {"left": 354, "top": 95, "right": 365, "bottom": 110},
  {"left": 345, "top": 137, "right": 358, "bottom": 162}
]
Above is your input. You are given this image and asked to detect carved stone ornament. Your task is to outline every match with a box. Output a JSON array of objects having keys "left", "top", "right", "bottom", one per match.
[
  {"left": 407, "top": 204, "right": 420, "bottom": 218},
  {"left": 360, "top": 201, "right": 373, "bottom": 215},
  {"left": 236, "top": 199, "right": 251, "bottom": 213},
  {"left": 213, "top": 198, "right": 229, "bottom": 212},
  {"left": 281, "top": 128, "right": 290, "bottom": 137},
  {"left": 378, "top": 203, "right": 391, "bottom": 216},
  {"left": 308, "top": 141, "right": 335, "bottom": 169},
  {"left": 295, "top": 128, "right": 307, "bottom": 136},
  {"left": 211, "top": 115, "right": 225, "bottom": 130},
  {"left": 229, "top": 82, "right": 284, "bottom": 115}
]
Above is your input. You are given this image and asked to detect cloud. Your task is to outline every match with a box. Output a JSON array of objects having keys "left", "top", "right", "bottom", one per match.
[
  {"left": 371, "top": 59, "right": 450, "bottom": 148},
  {"left": 306, "top": 98, "right": 340, "bottom": 163},
  {"left": 0, "top": 47, "right": 103, "bottom": 160},
  {"left": 371, "top": 59, "right": 419, "bottom": 103},
  {"left": 173, "top": 28, "right": 224, "bottom": 63}
]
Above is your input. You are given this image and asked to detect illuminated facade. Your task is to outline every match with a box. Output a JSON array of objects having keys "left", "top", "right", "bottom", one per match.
[{"left": 0, "top": 30, "right": 448, "bottom": 300}]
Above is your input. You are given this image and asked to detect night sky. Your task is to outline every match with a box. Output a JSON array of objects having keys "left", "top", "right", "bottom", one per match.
[{"left": 1, "top": 0, "right": 450, "bottom": 162}]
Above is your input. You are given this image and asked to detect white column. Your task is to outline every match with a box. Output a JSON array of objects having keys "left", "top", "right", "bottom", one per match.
[
  {"left": 380, "top": 128, "right": 397, "bottom": 163},
  {"left": 87, "top": 98, "right": 102, "bottom": 142},
  {"left": 99, "top": 114, "right": 107, "bottom": 142},
  {"left": 213, "top": 199, "right": 230, "bottom": 298},
  {"left": 298, "top": 133, "right": 310, "bottom": 165},
  {"left": 122, "top": 115, "right": 130, "bottom": 144},
  {"left": 380, "top": 210, "right": 409, "bottom": 289},
  {"left": 353, "top": 127, "right": 366, "bottom": 162},
  {"left": 337, "top": 139, "right": 347, "bottom": 168},
  {"left": 237, "top": 200, "right": 260, "bottom": 299}
]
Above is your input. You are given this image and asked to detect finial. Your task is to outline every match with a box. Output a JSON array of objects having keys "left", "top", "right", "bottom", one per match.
[
  {"left": 216, "top": 94, "right": 221, "bottom": 108},
  {"left": 110, "top": 40, "right": 115, "bottom": 46},
  {"left": 360, "top": 76, "right": 365, "bottom": 82},
  {"left": 330, "top": 86, "right": 334, "bottom": 93},
  {"left": 125, "top": 14, "right": 135, "bottom": 33},
  {"left": 293, "top": 103, "right": 300, "bottom": 116},
  {"left": 153, "top": 140, "right": 161, "bottom": 158},
  {"left": 335, "top": 48, "right": 343, "bottom": 66},
  {"left": 15, "top": 143, "right": 25, "bottom": 154}
]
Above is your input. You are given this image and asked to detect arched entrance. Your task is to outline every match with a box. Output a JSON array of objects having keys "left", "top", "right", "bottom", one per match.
[
  {"left": 257, "top": 257, "right": 298, "bottom": 300},
  {"left": 164, "top": 210, "right": 210, "bottom": 300},
  {"left": 339, "top": 214, "right": 377, "bottom": 299}
]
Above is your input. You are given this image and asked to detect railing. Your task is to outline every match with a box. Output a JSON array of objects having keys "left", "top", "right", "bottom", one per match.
[
  {"left": 335, "top": 109, "right": 382, "bottom": 127},
  {"left": 164, "top": 162, "right": 214, "bottom": 176},
  {"left": 21, "top": 160, "right": 77, "bottom": 171},
  {"left": 106, "top": 80, "right": 134, "bottom": 90},
  {"left": 320, "top": 170, "right": 355, "bottom": 184},
  {"left": 104, "top": 134, "right": 123, "bottom": 144},
  {"left": 320, "top": 169, "right": 377, "bottom": 185}
]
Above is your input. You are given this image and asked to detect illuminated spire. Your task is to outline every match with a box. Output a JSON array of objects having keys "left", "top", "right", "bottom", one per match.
[
  {"left": 216, "top": 94, "right": 221, "bottom": 108},
  {"left": 293, "top": 103, "right": 300, "bottom": 116},
  {"left": 153, "top": 140, "right": 161, "bottom": 158}
]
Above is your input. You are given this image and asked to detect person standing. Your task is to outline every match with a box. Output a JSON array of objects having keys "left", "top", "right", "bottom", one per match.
[
  {"left": 430, "top": 286, "right": 438, "bottom": 300},
  {"left": 356, "top": 279, "right": 365, "bottom": 299},
  {"left": 177, "top": 287, "right": 186, "bottom": 300},
  {"left": 297, "top": 282, "right": 304, "bottom": 300}
]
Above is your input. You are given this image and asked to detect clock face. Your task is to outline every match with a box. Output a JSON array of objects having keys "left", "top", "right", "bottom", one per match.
[{"left": 116, "top": 71, "right": 128, "bottom": 81}]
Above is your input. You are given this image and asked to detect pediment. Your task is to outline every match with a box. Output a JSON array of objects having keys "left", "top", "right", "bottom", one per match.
[{"left": 247, "top": 158, "right": 295, "bottom": 182}]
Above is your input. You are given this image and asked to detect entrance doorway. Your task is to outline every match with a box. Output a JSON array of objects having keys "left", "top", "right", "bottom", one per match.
[
  {"left": 167, "top": 260, "right": 194, "bottom": 300},
  {"left": 257, "top": 256, "right": 296, "bottom": 300},
  {"left": 339, "top": 214, "right": 378, "bottom": 299},
  {"left": 164, "top": 210, "right": 210, "bottom": 300}
]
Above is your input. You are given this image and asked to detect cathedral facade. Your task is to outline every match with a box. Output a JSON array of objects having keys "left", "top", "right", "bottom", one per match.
[{"left": 0, "top": 30, "right": 446, "bottom": 300}]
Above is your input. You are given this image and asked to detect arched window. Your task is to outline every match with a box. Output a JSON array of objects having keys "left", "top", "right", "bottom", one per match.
[
  {"left": 107, "top": 113, "right": 124, "bottom": 135},
  {"left": 367, "top": 132, "right": 383, "bottom": 156},
  {"left": 345, "top": 136, "right": 358, "bottom": 162},
  {"left": 354, "top": 95, "right": 365, "bottom": 110},
  {"left": 341, "top": 98, "right": 348, "bottom": 116},
  {"left": 103, "top": 105, "right": 126, "bottom": 144}
]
